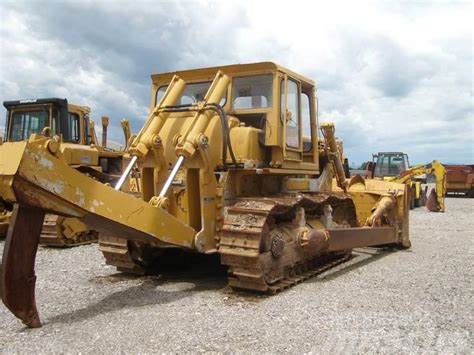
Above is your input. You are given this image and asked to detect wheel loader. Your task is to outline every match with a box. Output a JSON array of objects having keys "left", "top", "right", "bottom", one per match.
[
  {"left": 0, "top": 98, "right": 128, "bottom": 246},
  {"left": 0, "top": 62, "right": 411, "bottom": 328},
  {"left": 365, "top": 152, "right": 446, "bottom": 212}
]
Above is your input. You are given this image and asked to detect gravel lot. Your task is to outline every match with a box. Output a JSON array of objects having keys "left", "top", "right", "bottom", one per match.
[{"left": 0, "top": 197, "right": 472, "bottom": 353}]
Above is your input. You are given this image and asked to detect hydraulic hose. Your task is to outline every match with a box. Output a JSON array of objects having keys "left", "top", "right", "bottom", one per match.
[{"left": 160, "top": 103, "right": 238, "bottom": 170}]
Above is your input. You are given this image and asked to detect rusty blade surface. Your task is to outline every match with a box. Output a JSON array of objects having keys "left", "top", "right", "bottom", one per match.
[
  {"left": 426, "top": 188, "right": 440, "bottom": 212},
  {"left": 1, "top": 204, "right": 45, "bottom": 328},
  {"left": 327, "top": 226, "right": 398, "bottom": 251}
]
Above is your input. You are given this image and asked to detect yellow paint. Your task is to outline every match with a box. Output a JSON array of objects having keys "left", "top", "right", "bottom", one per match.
[{"left": 0, "top": 62, "right": 411, "bottom": 253}]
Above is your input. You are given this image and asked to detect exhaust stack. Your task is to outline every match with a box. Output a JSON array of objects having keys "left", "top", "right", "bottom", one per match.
[{"left": 101, "top": 116, "right": 109, "bottom": 148}]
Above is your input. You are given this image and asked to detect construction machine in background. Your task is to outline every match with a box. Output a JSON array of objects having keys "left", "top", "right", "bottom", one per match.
[
  {"left": 335, "top": 139, "right": 351, "bottom": 178},
  {"left": 365, "top": 152, "right": 446, "bottom": 212},
  {"left": 443, "top": 164, "right": 474, "bottom": 197},
  {"left": 0, "top": 98, "right": 128, "bottom": 246},
  {"left": 0, "top": 62, "right": 411, "bottom": 328}
]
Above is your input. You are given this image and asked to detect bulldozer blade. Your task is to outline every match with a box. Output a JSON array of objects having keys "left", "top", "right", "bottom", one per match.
[
  {"left": 1, "top": 205, "right": 45, "bottom": 328},
  {"left": 426, "top": 188, "right": 440, "bottom": 212}
]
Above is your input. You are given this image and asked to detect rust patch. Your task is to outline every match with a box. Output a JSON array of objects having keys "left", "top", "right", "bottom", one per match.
[{"left": 1, "top": 204, "right": 45, "bottom": 328}]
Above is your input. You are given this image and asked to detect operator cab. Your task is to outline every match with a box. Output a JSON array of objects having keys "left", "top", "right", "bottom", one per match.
[
  {"left": 3, "top": 98, "right": 91, "bottom": 145},
  {"left": 373, "top": 152, "right": 410, "bottom": 178},
  {"left": 151, "top": 62, "right": 319, "bottom": 173}
]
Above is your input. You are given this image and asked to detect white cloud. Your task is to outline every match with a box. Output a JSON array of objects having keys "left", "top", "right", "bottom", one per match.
[{"left": 0, "top": 0, "right": 472, "bottom": 164}]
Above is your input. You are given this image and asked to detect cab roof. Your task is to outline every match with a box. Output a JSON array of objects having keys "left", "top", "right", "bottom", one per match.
[
  {"left": 3, "top": 98, "right": 90, "bottom": 114},
  {"left": 151, "top": 62, "right": 315, "bottom": 88},
  {"left": 376, "top": 152, "right": 407, "bottom": 155},
  {"left": 3, "top": 98, "right": 68, "bottom": 110}
]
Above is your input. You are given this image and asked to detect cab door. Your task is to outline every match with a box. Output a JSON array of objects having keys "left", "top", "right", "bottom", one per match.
[{"left": 280, "top": 76, "right": 302, "bottom": 162}]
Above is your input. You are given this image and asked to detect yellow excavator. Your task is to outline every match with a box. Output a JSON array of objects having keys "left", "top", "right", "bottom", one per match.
[
  {"left": 0, "top": 98, "right": 129, "bottom": 245},
  {"left": 0, "top": 62, "right": 411, "bottom": 328},
  {"left": 366, "top": 152, "right": 446, "bottom": 212},
  {"left": 390, "top": 161, "right": 446, "bottom": 212}
]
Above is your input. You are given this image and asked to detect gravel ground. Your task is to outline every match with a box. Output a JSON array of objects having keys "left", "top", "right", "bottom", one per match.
[{"left": 0, "top": 197, "right": 472, "bottom": 353}]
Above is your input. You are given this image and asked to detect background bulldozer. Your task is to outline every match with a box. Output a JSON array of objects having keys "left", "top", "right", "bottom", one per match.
[
  {"left": 0, "top": 98, "right": 128, "bottom": 246},
  {"left": 0, "top": 62, "right": 410, "bottom": 328}
]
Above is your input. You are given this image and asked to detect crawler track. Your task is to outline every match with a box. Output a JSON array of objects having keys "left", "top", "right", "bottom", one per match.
[
  {"left": 98, "top": 193, "right": 358, "bottom": 293},
  {"left": 99, "top": 236, "right": 164, "bottom": 275},
  {"left": 40, "top": 215, "right": 99, "bottom": 247},
  {"left": 219, "top": 194, "right": 357, "bottom": 293},
  {"left": 98, "top": 236, "right": 146, "bottom": 274},
  {"left": 265, "top": 253, "right": 352, "bottom": 294}
]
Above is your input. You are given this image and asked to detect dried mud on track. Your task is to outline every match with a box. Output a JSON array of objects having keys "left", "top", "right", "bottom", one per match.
[{"left": 0, "top": 198, "right": 472, "bottom": 353}]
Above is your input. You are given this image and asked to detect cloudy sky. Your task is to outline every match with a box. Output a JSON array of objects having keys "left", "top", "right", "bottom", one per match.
[{"left": 0, "top": 0, "right": 472, "bottom": 165}]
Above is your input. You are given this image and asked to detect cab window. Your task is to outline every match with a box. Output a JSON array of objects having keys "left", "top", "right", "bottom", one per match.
[
  {"left": 156, "top": 81, "right": 227, "bottom": 106},
  {"left": 232, "top": 74, "right": 273, "bottom": 109},
  {"left": 68, "top": 113, "right": 80, "bottom": 143},
  {"left": 375, "top": 155, "right": 405, "bottom": 177},
  {"left": 9, "top": 110, "right": 48, "bottom": 141},
  {"left": 375, "top": 155, "right": 391, "bottom": 177},
  {"left": 281, "top": 79, "right": 300, "bottom": 148},
  {"left": 83, "top": 114, "right": 90, "bottom": 145},
  {"left": 51, "top": 108, "right": 59, "bottom": 135},
  {"left": 403, "top": 154, "right": 410, "bottom": 169},
  {"left": 301, "top": 92, "right": 312, "bottom": 151}
]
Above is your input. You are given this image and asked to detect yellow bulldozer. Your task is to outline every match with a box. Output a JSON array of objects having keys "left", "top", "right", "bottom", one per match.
[
  {"left": 0, "top": 62, "right": 411, "bottom": 328},
  {"left": 366, "top": 152, "right": 446, "bottom": 212},
  {"left": 0, "top": 98, "right": 128, "bottom": 246}
]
